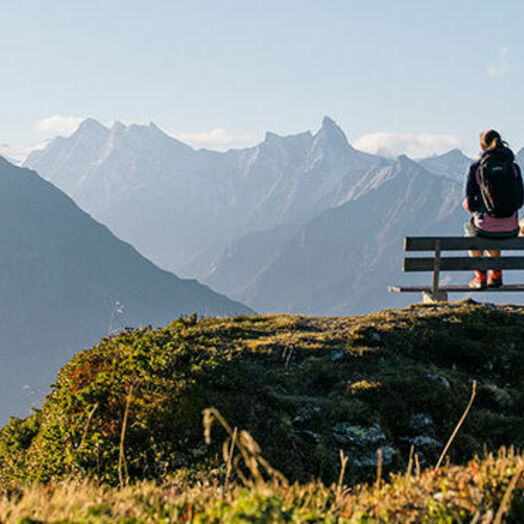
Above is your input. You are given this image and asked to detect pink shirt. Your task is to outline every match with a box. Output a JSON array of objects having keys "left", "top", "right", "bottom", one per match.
[{"left": 462, "top": 197, "right": 519, "bottom": 233}]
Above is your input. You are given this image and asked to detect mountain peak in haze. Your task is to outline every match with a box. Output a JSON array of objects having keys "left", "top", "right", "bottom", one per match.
[
  {"left": 73, "top": 119, "right": 109, "bottom": 142},
  {"left": 314, "top": 116, "right": 352, "bottom": 152},
  {"left": 442, "top": 148, "right": 468, "bottom": 158},
  {"left": 76, "top": 118, "right": 107, "bottom": 133},
  {"left": 263, "top": 130, "right": 280, "bottom": 142},
  {"left": 321, "top": 115, "right": 338, "bottom": 128},
  {"left": 396, "top": 153, "right": 415, "bottom": 165},
  {"left": 111, "top": 121, "right": 126, "bottom": 133},
  {"left": 419, "top": 148, "right": 473, "bottom": 183},
  {"left": 394, "top": 154, "right": 434, "bottom": 177}
]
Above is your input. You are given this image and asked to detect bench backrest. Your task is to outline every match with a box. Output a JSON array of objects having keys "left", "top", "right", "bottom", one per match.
[
  {"left": 405, "top": 236, "right": 524, "bottom": 252},
  {"left": 404, "top": 236, "right": 524, "bottom": 272}
]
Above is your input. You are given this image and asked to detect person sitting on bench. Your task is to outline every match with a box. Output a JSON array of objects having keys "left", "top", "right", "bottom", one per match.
[{"left": 463, "top": 129, "right": 524, "bottom": 289}]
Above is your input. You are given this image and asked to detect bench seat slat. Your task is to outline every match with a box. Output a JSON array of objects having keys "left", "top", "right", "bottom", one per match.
[
  {"left": 389, "top": 284, "right": 524, "bottom": 293},
  {"left": 405, "top": 236, "right": 524, "bottom": 252},
  {"left": 404, "top": 256, "right": 524, "bottom": 272}
]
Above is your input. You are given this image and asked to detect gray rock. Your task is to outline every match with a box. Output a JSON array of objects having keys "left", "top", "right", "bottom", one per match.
[
  {"left": 172, "top": 452, "right": 191, "bottom": 467},
  {"left": 330, "top": 349, "right": 344, "bottom": 363},
  {"left": 190, "top": 446, "right": 208, "bottom": 458},
  {"left": 297, "top": 429, "right": 322, "bottom": 444},
  {"left": 353, "top": 445, "right": 396, "bottom": 467},
  {"left": 410, "top": 413, "right": 433, "bottom": 432},
  {"left": 332, "top": 422, "right": 386, "bottom": 448},
  {"left": 425, "top": 372, "right": 450, "bottom": 388},
  {"left": 294, "top": 406, "right": 322, "bottom": 427},
  {"left": 369, "top": 330, "right": 382, "bottom": 343},
  {"left": 409, "top": 435, "right": 442, "bottom": 450}
]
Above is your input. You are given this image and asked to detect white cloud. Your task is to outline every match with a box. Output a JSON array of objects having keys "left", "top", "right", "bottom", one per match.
[
  {"left": 0, "top": 139, "right": 53, "bottom": 165},
  {"left": 486, "top": 46, "right": 510, "bottom": 77},
  {"left": 35, "top": 115, "right": 84, "bottom": 136},
  {"left": 172, "top": 128, "right": 254, "bottom": 151},
  {"left": 353, "top": 132, "right": 462, "bottom": 158},
  {"left": 0, "top": 144, "right": 30, "bottom": 164}
]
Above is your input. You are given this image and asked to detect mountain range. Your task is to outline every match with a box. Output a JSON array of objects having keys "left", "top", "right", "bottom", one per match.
[
  {"left": 207, "top": 156, "right": 465, "bottom": 314},
  {"left": 0, "top": 156, "right": 250, "bottom": 423},
  {"left": 23, "top": 118, "right": 524, "bottom": 315},
  {"left": 24, "top": 117, "right": 384, "bottom": 272}
]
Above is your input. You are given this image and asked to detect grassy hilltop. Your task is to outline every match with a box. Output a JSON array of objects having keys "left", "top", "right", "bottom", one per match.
[{"left": 1, "top": 301, "right": 524, "bottom": 521}]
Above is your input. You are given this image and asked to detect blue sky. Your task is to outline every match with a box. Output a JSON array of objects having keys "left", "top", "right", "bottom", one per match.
[{"left": 1, "top": 0, "right": 523, "bottom": 156}]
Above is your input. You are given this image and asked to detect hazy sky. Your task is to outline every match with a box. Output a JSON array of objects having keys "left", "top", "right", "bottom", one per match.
[{"left": 2, "top": 0, "right": 523, "bottom": 156}]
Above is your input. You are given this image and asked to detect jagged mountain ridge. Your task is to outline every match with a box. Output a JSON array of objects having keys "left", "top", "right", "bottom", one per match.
[
  {"left": 419, "top": 148, "right": 474, "bottom": 185},
  {"left": 207, "top": 156, "right": 465, "bottom": 314},
  {"left": 24, "top": 117, "right": 386, "bottom": 273},
  {"left": 0, "top": 157, "right": 250, "bottom": 423}
]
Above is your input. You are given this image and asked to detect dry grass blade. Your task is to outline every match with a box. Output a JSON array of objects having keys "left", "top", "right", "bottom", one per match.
[
  {"left": 222, "top": 426, "right": 238, "bottom": 496},
  {"left": 336, "top": 449, "right": 349, "bottom": 501},
  {"left": 203, "top": 407, "right": 233, "bottom": 445},
  {"left": 435, "top": 379, "right": 477, "bottom": 471},
  {"left": 118, "top": 385, "right": 134, "bottom": 488},
  {"left": 202, "top": 407, "right": 287, "bottom": 489},
  {"left": 0, "top": 447, "right": 522, "bottom": 522},
  {"left": 375, "top": 448, "right": 383, "bottom": 490},
  {"left": 406, "top": 444, "right": 415, "bottom": 478},
  {"left": 493, "top": 462, "right": 524, "bottom": 524}
]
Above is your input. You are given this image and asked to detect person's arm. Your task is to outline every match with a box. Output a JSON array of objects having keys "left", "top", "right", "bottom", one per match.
[{"left": 464, "top": 162, "right": 481, "bottom": 214}]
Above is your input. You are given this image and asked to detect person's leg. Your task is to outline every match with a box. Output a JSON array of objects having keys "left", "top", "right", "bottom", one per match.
[
  {"left": 487, "top": 250, "right": 503, "bottom": 287},
  {"left": 469, "top": 249, "right": 487, "bottom": 288},
  {"left": 465, "top": 219, "right": 487, "bottom": 288}
]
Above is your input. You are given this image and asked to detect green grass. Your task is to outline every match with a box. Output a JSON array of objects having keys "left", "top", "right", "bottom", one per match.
[{"left": 1, "top": 301, "right": 524, "bottom": 498}]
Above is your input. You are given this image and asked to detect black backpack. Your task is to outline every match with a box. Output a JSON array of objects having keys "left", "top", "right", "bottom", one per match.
[{"left": 478, "top": 152, "right": 523, "bottom": 217}]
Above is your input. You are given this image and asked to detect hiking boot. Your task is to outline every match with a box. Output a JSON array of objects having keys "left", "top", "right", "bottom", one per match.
[
  {"left": 488, "top": 270, "right": 503, "bottom": 288},
  {"left": 469, "top": 271, "right": 487, "bottom": 289}
]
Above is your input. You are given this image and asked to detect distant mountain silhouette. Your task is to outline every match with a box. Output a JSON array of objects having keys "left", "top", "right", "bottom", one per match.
[
  {"left": 25, "top": 117, "right": 384, "bottom": 273},
  {"left": 0, "top": 157, "right": 250, "bottom": 423}
]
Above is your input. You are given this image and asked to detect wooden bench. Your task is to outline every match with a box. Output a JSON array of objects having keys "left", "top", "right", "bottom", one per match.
[{"left": 388, "top": 236, "right": 524, "bottom": 302}]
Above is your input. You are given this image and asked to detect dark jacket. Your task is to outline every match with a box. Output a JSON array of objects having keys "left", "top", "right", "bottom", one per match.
[{"left": 465, "top": 145, "right": 524, "bottom": 213}]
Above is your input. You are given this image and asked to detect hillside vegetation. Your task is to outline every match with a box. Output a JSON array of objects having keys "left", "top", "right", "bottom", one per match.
[{"left": 1, "top": 300, "right": 524, "bottom": 492}]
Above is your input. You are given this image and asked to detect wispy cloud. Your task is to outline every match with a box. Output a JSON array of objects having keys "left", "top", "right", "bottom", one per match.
[
  {"left": 486, "top": 46, "right": 510, "bottom": 77},
  {"left": 172, "top": 128, "right": 254, "bottom": 151},
  {"left": 354, "top": 132, "right": 461, "bottom": 158},
  {"left": 35, "top": 115, "right": 84, "bottom": 136}
]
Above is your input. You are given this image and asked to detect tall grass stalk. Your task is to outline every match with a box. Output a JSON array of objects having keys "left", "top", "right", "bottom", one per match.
[
  {"left": 435, "top": 379, "right": 477, "bottom": 471},
  {"left": 118, "top": 385, "right": 134, "bottom": 487}
]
